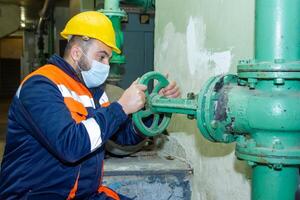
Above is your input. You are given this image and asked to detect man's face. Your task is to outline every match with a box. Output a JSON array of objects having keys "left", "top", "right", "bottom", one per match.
[{"left": 78, "top": 39, "right": 113, "bottom": 71}]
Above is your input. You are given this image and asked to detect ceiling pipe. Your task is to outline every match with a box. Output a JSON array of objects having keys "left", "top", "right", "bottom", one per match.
[
  {"left": 37, "top": 0, "right": 55, "bottom": 35},
  {"left": 36, "top": 0, "right": 55, "bottom": 65}
]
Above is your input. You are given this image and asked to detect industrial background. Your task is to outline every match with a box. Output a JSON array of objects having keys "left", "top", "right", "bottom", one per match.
[{"left": 0, "top": 0, "right": 299, "bottom": 200}]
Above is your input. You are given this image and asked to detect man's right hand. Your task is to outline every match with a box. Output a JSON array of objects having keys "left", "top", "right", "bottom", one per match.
[{"left": 117, "top": 79, "right": 147, "bottom": 115}]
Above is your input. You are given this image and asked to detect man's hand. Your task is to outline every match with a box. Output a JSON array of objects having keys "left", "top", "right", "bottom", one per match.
[
  {"left": 118, "top": 79, "right": 147, "bottom": 115},
  {"left": 159, "top": 80, "right": 181, "bottom": 98}
]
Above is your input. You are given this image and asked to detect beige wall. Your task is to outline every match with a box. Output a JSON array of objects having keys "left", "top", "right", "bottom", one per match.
[{"left": 0, "top": 37, "right": 23, "bottom": 59}]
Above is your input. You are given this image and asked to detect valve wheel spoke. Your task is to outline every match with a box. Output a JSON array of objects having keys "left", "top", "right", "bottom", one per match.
[
  {"left": 150, "top": 114, "right": 160, "bottom": 129},
  {"left": 132, "top": 71, "right": 172, "bottom": 137},
  {"left": 153, "top": 82, "right": 163, "bottom": 94},
  {"left": 139, "top": 109, "right": 152, "bottom": 118}
]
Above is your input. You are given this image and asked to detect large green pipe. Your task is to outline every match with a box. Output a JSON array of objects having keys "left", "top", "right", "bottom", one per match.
[
  {"left": 132, "top": 0, "right": 300, "bottom": 199},
  {"left": 251, "top": 1, "right": 300, "bottom": 199},
  {"left": 255, "top": 0, "right": 300, "bottom": 61},
  {"left": 103, "top": 0, "right": 125, "bottom": 54},
  {"left": 104, "top": 0, "right": 120, "bottom": 10},
  {"left": 100, "top": 0, "right": 126, "bottom": 83},
  {"left": 252, "top": 165, "right": 298, "bottom": 199}
]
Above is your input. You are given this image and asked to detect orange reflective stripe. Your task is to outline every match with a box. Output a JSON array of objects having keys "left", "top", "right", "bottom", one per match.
[
  {"left": 98, "top": 186, "right": 120, "bottom": 200},
  {"left": 101, "top": 102, "right": 110, "bottom": 108},
  {"left": 64, "top": 98, "right": 87, "bottom": 123},
  {"left": 21, "top": 65, "right": 92, "bottom": 97},
  {"left": 97, "top": 161, "right": 120, "bottom": 200},
  {"left": 20, "top": 64, "right": 92, "bottom": 123},
  {"left": 67, "top": 172, "right": 80, "bottom": 200}
]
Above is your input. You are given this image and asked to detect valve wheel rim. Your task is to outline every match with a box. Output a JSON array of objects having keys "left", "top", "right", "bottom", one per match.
[{"left": 132, "top": 71, "right": 172, "bottom": 137}]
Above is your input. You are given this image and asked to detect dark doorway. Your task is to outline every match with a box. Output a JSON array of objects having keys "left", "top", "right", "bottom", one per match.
[
  {"left": 0, "top": 36, "right": 22, "bottom": 145},
  {"left": 0, "top": 58, "right": 20, "bottom": 98}
]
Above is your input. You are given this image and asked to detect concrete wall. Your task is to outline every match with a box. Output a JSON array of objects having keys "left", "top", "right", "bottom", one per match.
[
  {"left": 154, "top": 1, "right": 255, "bottom": 199},
  {"left": 0, "top": 4, "right": 20, "bottom": 38}
]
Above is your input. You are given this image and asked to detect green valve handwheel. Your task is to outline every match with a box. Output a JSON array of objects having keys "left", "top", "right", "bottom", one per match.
[{"left": 132, "top": 71, "right": 172, "bottom": 137}]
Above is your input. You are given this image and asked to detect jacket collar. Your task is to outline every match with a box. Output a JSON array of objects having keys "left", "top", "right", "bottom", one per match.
[
  {"left": 47, "top": 54, "right": 105, "bottom": 96},
  {"left": 47, "top": 54, "right": 82, "bottom": 83}
]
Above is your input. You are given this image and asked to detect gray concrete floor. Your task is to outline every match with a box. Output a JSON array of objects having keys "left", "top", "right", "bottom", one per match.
[{"left": 0, "top": 98, "right": 10, "bottom": 161}]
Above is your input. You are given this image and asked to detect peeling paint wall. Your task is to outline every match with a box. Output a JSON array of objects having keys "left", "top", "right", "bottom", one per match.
[{"left": 154, "top": 1, "right": 255, "bottom": 199}]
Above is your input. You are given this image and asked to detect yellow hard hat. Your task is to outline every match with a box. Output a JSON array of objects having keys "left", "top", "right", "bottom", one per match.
[{"left": 61, "top": 11, "right": 121, "bottom": 54}]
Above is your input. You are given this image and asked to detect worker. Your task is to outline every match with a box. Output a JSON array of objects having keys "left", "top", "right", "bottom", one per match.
[{"left": 0, "top": 11, "right": 180, "bottom": 199}]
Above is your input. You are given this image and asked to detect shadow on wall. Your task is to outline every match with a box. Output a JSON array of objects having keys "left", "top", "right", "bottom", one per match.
[
  {"left": 167, "top": 114, "right": 252, "bottom": 179},
  {"left": 234, "top": 158, "right": 252, "bottom": 180},
  {"left": 167, "top": 114, "right": 234, "bottom": 157}
]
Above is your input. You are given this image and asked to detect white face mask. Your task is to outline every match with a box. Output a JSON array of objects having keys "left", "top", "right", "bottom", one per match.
[{"left": 78, "top": 51, "right": 110, "bottom": 88}]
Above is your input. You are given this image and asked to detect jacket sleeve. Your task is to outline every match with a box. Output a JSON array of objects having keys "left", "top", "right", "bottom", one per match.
[
  {"left": 109, "top": 117, "right": 147, "bottom": 146},
  {"left": 18, "top": 75, "right": 128, "bottom": 164}
]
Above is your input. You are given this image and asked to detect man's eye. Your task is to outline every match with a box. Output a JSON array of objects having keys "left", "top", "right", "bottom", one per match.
[{"left": 99, "top": 56, "right": 106, "bottom": 61}]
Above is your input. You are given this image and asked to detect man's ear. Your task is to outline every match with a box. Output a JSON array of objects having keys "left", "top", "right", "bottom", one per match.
[{"left": 70, "top": 45, "right": 82, "bottom": 62}]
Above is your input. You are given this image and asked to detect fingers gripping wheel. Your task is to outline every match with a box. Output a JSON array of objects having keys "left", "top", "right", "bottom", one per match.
[{"left": 132, "top": 72, "right": 172, "bottom": 137}]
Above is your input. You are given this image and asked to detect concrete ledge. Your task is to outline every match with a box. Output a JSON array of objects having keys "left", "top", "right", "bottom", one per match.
[{"left": 103, "top": 152, "right": 192, "bottom": 200}]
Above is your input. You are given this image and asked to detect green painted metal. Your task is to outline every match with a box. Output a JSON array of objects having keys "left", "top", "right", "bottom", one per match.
[
  {"left": 99, "top": 0, "right": 154, "bottom": 83},
  {"left": 132, "top": 0, "right": 300, "bottom": 199},
  {"left": 124, "top": 0, "right": 155, "bottom": 10},
  {"left": 236, "top": 6, "right": 300, "bottom": 198},
  {"left": 106, "top": 15, "right": 126, "bottom": 83},
  {"left": 132, "top": 72, "right": 172, "bottom": 137},
  {"left": 252, "top": 165, "right": 298, "bottom": 200},
  {"left": 238, "top": 59, "right": 300, "bottom": 79},
  {"left": 197, "top": 74, "right": 237, "bottom": 143},
  {"left": 99, "top": 0, "right": 126, "bottom": 83},
  {"left": 150, "top": 96, "right": 198, "bottom": 116},
  {"left": 255, "top": 0, "right": 300, "bottom": 62},
  {"left": 103, "top": 0, "right": 126, "bottom": 17}
]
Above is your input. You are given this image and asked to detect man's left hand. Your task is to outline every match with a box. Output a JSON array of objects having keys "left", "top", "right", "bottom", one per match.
[{"left": 159, "top": 81, "right": 181, "bottom": 98}]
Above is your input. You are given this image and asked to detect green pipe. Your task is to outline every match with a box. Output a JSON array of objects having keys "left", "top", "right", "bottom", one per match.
[
  {"left": 102, "top": 0, "right": 125, "bottom": 54},
  {"left": 100, "top": 0, "right": 126, "bottom": 83},
  {"left": 109, "top": 16, "right": 124, "bottom": 57},
  {"left": 104, "top": 0, "right": 120, "bottom": 10},
  {"left": 252, "top": 165, "right": 298, "bottom": 200},
  {"left": 255, "top": 0, "right": 300, "bottom": 61},
  {"left": 100, "top": 0, "right": 154, "bottom": 83},
  {"left": 132, "top": 0, "right": 300, "bottom": 199},
  {"left": 150, "top": 96, "right": 198, "bottom": 116},
  {"left": 124, "top": 0, "right": 154, "bottom": 10},
  {"left": 198, "top": 1, "right": 300, "bottom": 199}
]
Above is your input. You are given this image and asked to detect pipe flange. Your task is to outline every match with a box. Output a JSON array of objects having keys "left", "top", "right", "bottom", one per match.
[
  {"left": 238, "top": 59, "right": 300, "bottom": 79},
  {"left": 236, "top": 136, "right": 300, "bottom": 165},
  {"left": 98, "top": 9, "right": 127, "bottom": 17},
  {"left": 197, "top": 74, "right": 237, "bottom": 143}
]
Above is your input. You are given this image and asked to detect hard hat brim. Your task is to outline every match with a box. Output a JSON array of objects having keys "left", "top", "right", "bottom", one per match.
[{"left": 60, "top": 32, "right": 121, "bottom": 54}]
